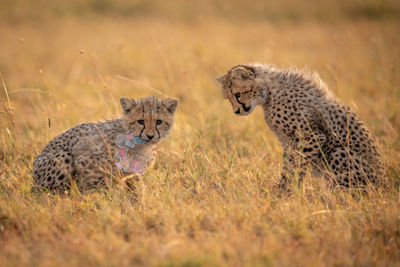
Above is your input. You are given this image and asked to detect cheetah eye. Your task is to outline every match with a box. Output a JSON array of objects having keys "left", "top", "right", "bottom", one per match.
[
  {"left": 137, "top": 120, "right": 145, "bottom": 125},
  {"left": 156, "top": 120, "right": 163, "bottom": 125},
  {"left": 234, "top": 93, "right": 240, "bottom": 98}
]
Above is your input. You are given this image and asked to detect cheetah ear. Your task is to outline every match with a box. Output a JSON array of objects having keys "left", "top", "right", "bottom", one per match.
[
  {"left": 120, "top": 97, "right": 137, "bottom": 114},
  {"left": 162, "top": 98, "right": 178, "bottom": 114},
  {"left": 216, "top": 74, "right": 227, "bottom": 85},
  {"left": 231, "top": 66, "right": 255, "bottom": 80}
]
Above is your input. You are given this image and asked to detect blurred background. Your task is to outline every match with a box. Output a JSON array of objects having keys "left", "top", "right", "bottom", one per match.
[{"left": 2, "top": 0, "right": 400, "bottom": 22}]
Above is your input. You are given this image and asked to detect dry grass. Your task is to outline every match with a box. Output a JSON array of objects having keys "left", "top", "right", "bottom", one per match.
[{"left": 0, "top": 0, "right": 400, "bottom": 266}]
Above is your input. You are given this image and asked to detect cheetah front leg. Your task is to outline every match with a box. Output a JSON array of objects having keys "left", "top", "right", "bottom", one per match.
[
  {"left": 279, "top": 146, "right": 306, "bottom": 191},
  {"left": 279, "top": 130, "right": 328, "bottom": 190}
]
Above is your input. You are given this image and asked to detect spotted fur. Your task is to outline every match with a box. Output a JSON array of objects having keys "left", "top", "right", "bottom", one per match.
[
  {"left": 217, "top": 64, "right": 384, "bottom": 188},
  {"left": 32, "top": 96, "right": 178, "bottom": 192}
]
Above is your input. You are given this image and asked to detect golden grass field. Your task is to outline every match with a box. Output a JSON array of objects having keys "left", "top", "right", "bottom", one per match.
[{"left": 1, "top": 0, "right": 400, "bottom": 266}]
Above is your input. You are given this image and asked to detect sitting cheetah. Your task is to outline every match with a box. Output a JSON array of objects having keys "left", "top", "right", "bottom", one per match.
[
  {"left": 33, "top": 96, "right": 178, "bottom": 192},
  {"left": 216, "top": 64, "right": 384, "bottom": 188}
]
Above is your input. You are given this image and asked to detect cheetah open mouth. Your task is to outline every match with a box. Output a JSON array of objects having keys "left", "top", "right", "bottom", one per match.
[
  {"left": 235, "top": 97, "right": 251, "bottom": 113},
  {"left": 242, "top": 105, "right": 251, "bottom": 112}
]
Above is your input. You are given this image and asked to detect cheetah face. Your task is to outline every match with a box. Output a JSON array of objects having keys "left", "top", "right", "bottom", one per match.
[
  {"left": 120, "top": 96, "right": 178, "bottom": 144},
  {"left": 216, "top": 65, "right": 264, "bottom": 116}
]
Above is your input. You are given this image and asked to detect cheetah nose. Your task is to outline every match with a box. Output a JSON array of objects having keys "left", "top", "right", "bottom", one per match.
[
  {"left": 235, "top": 108, "right": 240, "bottom": 114},
  {"left": 146, "top": 134, "right": 154, "bottom": 140}
]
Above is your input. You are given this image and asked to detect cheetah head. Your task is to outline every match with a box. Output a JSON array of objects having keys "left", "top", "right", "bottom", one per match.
[
  {"left": 216, "top": 65, "right": 266, "bottom": 116},
  {"left": 120, "top": 96, "right": 178, "bottom": 144}
]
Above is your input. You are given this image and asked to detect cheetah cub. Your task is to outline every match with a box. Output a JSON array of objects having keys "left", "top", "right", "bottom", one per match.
[
  {"left": 33, "top": 96, "right": 178, "bottom": 192},
  {"left": 217, "top": 64, "right": 384, "bottom": 188}
]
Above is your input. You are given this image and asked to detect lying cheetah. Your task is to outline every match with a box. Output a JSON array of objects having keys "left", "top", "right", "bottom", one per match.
[
  {"left": 33, "top": 96, "right": 178, "bottom": 192},
  {"left": 217, "top": 64, "right": 384, "bottom": 188}
]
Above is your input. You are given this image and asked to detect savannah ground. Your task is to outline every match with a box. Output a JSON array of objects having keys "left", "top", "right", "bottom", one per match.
[{"left": 0, "top": 0, "right": 400, "bottom": 266}]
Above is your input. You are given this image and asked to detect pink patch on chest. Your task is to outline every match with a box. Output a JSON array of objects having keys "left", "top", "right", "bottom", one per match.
[{"left": 115, "top": 148, "right": 145, "bottom": 175}]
